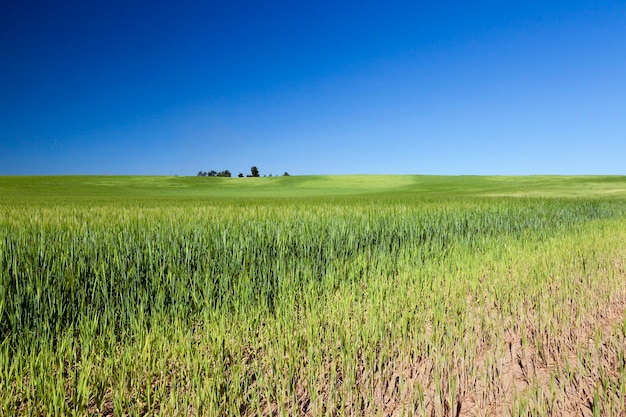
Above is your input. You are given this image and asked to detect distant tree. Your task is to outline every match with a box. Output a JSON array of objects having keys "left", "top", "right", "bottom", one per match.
[
  {"left": 283, "top": 172, "right": 290, "bottom": 176},
  {"left": 250, "top": 166, "right": 260, "bottom": 177},
  {"left": 197, "top": 171, "right": 206, "bottom": 177},
  {"left": 217, "top": 170, "right": 232, "bottom": 177},
  {"left": 238, "top": 173, "right": 244, "bottom": 178},
  {"left": 208, "top": 170, "right": 217, "bottom": 177}
]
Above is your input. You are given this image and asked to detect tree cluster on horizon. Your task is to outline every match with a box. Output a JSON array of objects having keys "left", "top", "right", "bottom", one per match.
[
  {"left": 197, "top": 167, "right": 290, "bottom": 178},
  {"left": 197, "top": 169, "right": 231, "bottom": 177}
]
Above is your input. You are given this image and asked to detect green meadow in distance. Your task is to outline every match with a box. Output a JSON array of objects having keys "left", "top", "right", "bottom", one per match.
[{"left": 1, "top": 174, "right": 626, "bottom": 201}]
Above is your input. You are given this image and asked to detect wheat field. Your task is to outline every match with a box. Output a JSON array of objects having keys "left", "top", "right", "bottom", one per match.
[{"left": 1, "top": 175, "right": 626, "bottom": 416}]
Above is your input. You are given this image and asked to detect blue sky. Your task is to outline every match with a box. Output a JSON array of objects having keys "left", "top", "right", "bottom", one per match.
[{"left": 1, "top": 1, "right": 625, "bottom": 176}]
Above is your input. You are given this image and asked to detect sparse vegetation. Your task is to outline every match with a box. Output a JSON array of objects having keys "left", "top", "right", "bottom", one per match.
[{"left": 1, "top": 175, "right": 626, "bottom": 416}]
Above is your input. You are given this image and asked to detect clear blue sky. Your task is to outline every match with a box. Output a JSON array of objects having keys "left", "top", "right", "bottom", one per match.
[{"left": 1, "top": 1, "right": 625, "bottom": 176}]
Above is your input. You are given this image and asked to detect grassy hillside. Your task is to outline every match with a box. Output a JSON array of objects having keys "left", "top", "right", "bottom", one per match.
[{"left": 1, "top": 174, "right": 626, "bottom": 201}]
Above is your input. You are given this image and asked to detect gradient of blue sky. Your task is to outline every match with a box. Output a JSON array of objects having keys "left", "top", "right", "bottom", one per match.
[{"left": 1, "top": 1, "right": 625, "bottom": 175}]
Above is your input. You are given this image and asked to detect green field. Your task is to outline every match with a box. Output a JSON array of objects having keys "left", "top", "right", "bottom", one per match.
[
  {"left": 2, "top": 174, "right": 626, "bottom": 200},
  {"left": 2, "top": 175, "right": 626, "bottom": 416}
]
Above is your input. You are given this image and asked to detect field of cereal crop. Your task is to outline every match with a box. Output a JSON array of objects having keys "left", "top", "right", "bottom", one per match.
[{"left": 2, "top": 175, "right": 626, "bottom": 416}]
